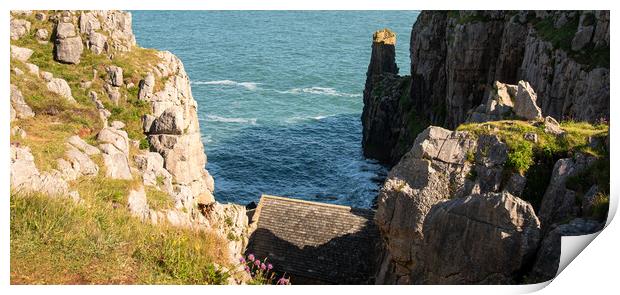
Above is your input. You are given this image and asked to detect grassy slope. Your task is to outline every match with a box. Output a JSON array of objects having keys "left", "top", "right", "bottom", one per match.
[{"left": 10, "top": 192, "right": 230, "bottom": 284}]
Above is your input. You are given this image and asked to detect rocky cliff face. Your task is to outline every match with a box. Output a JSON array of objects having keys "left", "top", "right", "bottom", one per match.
[
  {"left": 10, "top": 10, "right": 248, "bottom": 269},
  {"left": 374, "top": 118, "right": 608, "bottom": 284},
  {"left": 363, "top": 11, "right": 609, "bottom": 165}
]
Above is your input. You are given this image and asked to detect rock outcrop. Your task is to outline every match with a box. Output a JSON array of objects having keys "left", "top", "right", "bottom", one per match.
[
  {"left": 373, "top": 122, "right": 607, "bottom": 284},
  {"left": 419, "top": 192, "right": 540, "bottom": 284},
  {"left": 361, "top": 29, "right": 421, "bottom": 165},
  {"left": 54, "top": 22, "right": 84, "bottom": 64},
  {"left": 10, "top": 18, "right": 31, "bottom": 40},
  {"left": 11, "top": 144, "right": 80, "bottom": 201},
  {"left": 97, "top": 126, "right": 132, "bottom": 180},
  {"left": 363, "top": 11, "right": 609, "bottom": 165},
  {"left": 538, "top": 154, "right": 596, "bottom": 230},
  {"left": 10, "top": 45, "right": 33, "bottom": 62},
  {"left": 10, "top": 85, "right": 35, "bottom": 121},
  {"left": 141, "top": 51, "right": 215, "bottom": 206}
]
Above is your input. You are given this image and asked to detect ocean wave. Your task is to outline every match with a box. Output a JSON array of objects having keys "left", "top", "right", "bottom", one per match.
[
  {"left": 206, "top": 115, "right": 257, "bottom": 125},
  {"left": 192, "top": 80, "right": 260, "bottom": 90},
  {"left": 277, "top": 87, "right": 361, "bottom": 98},
  {"left": 284, "top": 114, "right": 334, "bottom": 123}
]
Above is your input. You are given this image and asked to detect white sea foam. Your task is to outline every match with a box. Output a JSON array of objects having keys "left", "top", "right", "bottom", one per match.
[
  {"left": 277, "top": 87, "right": 361, "bottom": 98},
  {"left": 206, "top": 115, "right": 257, "bottom": 125},
  {"left": 284, "top": 114, "right": 333, "bottom": 123},
  {"left": 192, "top": 80, "right": 260, "bottom": 91}
]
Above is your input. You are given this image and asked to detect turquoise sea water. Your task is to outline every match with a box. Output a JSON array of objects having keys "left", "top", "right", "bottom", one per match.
[{"left": 132, "top": 11, "right": 419, "bottom": 208}]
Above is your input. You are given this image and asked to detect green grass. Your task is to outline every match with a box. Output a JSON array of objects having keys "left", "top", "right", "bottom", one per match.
[
  {"left": 10, "top": 191, "right": 231, "bottom": 284},
  {"left": 146, "top": 187, "right": 175, "bottom": 211},
  {"left": 11, "top": 17, "right": 163, "bottom": 147},
  {"left": 457, "top": 120, "right": 608, "bottom": 210},
  {"left": 532, "top": 14, "right": 609, "bottom": 68}
]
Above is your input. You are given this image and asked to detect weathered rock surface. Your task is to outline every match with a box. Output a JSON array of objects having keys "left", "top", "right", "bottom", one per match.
[
  {"left": 47, "top": 77, "right": 76, "bottom": 102},
  {"left": 10, "top": 85, "right": 35, "bottom": 120},
  {"left": 467, "top": 81, "right": 515, "bottom": 123},
  {"left": 375, "top": 126, "right": 477, "bottom": 284},
  {"left": 54, "top": 22, "right": 83, "bottom": 64},
  {"left": 24, "top": 63, "right": 39, "bottom": 76},
  {"left": 87, "top": 32, "right": 108, "bottom": 55},
  {"left": 538, "top": 154, "right": 596, "bottom": 230},
  {"left": 128, "top": 187, "right": 150, "bottom": 221},
  {"left": 374, "top": 124, "right": 555, "bottom": 284},
  {"left": 529, "top": 218, "right": 603, "bottom": 282},
  {"left": 107, "top": 65, "right": 123, "bottom": 87},
  {"left": 10, "top": 18, "right": 31, "bottom": 40},
  {"left": 143, "top": 51, "right": 214, "bottom": 204},
  {"left": 97, "top": 127, "right": 132, "bottom": 180},
  {"left": 67, "top": 135, "right": 101, "bottom": 156},
  {"left": 138, "top": 72, "right": 155, "bottom": 100},
  {"left": 10, "top": 45, "right": 33, "bottom": 62},
  {"left": 35, "top": 28, "right": 49, "bottom": 42},
  {"left": 418, "top": 192, "right": 541, "bottom": 284},
  {"left": 134, "top": 151, "right": 173, "bottom": 192},
  {"left": 513, "top": 80, "right": 543, "bottom": 120},
  {"left": 364, "top": 11, "right": 609, "bottom": 165},
  {"left": 11, "top": 144, "right": 79, "bottom": 201}
]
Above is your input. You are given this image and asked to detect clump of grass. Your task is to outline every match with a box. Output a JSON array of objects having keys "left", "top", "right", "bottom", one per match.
[
  {"left": 457, "top": 120, "right": 608, "bottom": 209},
  {"left": 10, "top": 191, "right": 230, "bottom": 284},
  {"left": 145, "top": 186, "right": 174, "bottom": 211},
  {"left": 532, "top": 13, "right": 609, "bottom": 68}
]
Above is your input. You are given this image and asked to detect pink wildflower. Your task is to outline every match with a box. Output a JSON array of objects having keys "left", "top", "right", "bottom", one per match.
[
  {"left": 277, "top": 277, "right": 290, "bottom": 285},
  {"left": 267, "top": 264, "right": 273, "bottom": 270},
  {"left": 244, "top": 265, "right": 250, "bottom": 273},
  {"left": 248, "top": 254, "right": 255, "bottom": 261},
  {"left": 254, "top": 260, "right": 261, "bottom": 266},
  {"left": 260, "top": 263, "right": 267, "bottom": 270},
  {"left": 239, "top": 257, "right": 246, "bottom": 264}
]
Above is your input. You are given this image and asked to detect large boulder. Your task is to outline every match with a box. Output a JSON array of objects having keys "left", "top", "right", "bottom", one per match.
[
  {"left": 529, "top": 218, "right": 603, "bottom": 282},
  {"left": 419, "top": 192, "right": 541, "bottom": 284},
  {"left": 87, "top": 32, "right": 108, "bottom": 55},
  {"left": 513, "top": 80, "right": 543, "bottom": 120},
  {"left": 54, "top": 22, "right": 83, "bottom": 64},
  {"left": 10, "top": 85, "right": 35, "bottom": 120},
  {"left": 138, "top": 72, "right": 155, "bottom": 101},
  {"left": 99, "top": 143, "right": 132, "bottom": 180},
  {"left": 47, "top": 78, "right": 76, "bottom": 103},
  {"left": 134, "top": 151, "right": 172, "bottom": 191},
  {"left": 10, "top": 18, "right": 31, "bottom": 40},
  {"left": 10, "top": 45, "right": 33, "bottom": 62},
  {"left": 106, "top": 65, "right": 124, "bottom": 87}
]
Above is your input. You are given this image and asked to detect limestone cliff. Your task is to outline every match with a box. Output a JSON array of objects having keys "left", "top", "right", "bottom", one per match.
[
  {"left": 10, "top": 10, "right": 248, "bottom": 271},
  {"left": 374, "top": 118, "right": 608, "bottom": 284},
  {"left": 363, "top": 11, "right": 610, "bottom": 165}
]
